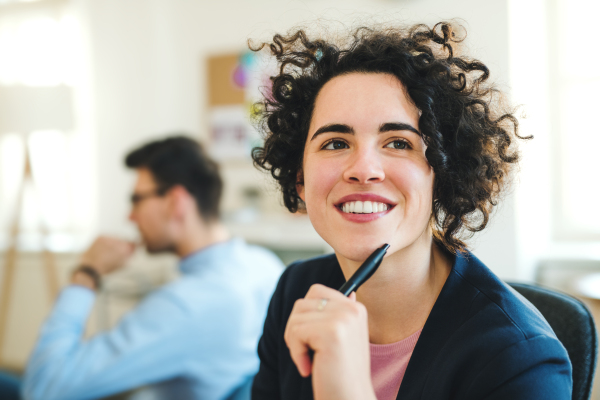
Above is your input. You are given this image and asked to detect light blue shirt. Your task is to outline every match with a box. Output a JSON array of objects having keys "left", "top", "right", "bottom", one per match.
[{"left": 22, "top": 238, "right": 284, "bottom": 400}]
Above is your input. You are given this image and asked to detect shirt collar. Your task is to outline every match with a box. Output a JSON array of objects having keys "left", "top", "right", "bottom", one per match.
[{"left": 178, "top": 237, "right": 243, "bottom": 275}]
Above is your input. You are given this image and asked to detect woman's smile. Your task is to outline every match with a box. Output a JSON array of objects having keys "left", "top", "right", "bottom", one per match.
[{"left": 335, "top": 193, "right": 396, "bottom": 222}]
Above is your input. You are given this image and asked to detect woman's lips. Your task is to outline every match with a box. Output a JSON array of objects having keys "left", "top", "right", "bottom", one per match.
[
  {"left": 336, "top": 193, "right": 395, "bottom": 205},
  {"left": 334, "top": 194, "right": 396, "bottom": 222},
  {"left": 340, "top": 200, "right": 389, "bottom": 214},
  {"left": 335, "top": 204, "right": 393, "bottom": 222}
]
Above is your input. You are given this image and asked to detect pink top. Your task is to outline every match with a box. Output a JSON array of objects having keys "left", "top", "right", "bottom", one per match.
[{"left": 370, "top": 329, "right": 422, "bottom": 400}]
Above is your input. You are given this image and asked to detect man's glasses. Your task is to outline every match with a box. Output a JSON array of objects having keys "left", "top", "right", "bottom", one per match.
[{"left": 130, "top": 187, "right": 168, "bottom": 205}]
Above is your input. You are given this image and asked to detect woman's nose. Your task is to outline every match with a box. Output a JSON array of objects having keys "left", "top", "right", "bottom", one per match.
[{"left": 342, "top": 147, "right": 385, "bottom": 184}]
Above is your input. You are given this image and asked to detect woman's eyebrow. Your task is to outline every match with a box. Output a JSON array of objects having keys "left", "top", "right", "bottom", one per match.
[
  {"left": 379, "top": 122, "right": 420, "bottom": 135},
  {"left": 310, "top": 122, "right": 419, "bottom": 141},
  {"left": 310, "top": 124, "right": 354, "bottom": 141}
]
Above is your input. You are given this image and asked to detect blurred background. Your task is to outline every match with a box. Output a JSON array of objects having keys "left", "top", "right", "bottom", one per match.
[{"left": 0, "top": 0, "right": 599, "bottom": 396}]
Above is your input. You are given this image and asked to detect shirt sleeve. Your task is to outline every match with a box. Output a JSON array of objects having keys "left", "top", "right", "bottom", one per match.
[
  {"left": 465, "top": 334, "right": 573, "bottom": 400},
  {"left": 22, "top": 284, "right": 194, "bottom": 400}
]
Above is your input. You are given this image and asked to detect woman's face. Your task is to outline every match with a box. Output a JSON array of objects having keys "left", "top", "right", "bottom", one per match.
[{"left": 298, "top": 73, "right": 434, "bottom": 262}]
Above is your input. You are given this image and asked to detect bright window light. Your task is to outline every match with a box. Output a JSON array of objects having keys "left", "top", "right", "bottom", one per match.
[
  {"left": 555, "top": 0, "right": 600, "bottom": 238},
  {"left": 0, "top": 6, "right": 92, "bottom": 251},
  {"left": 0, "top": 15, "right": 82, "bottom": 86}
]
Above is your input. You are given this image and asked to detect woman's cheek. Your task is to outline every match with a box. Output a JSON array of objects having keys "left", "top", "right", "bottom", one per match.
[
  {"left": 305, "top": 159, "right": 339, "bottom": 204},
  {"left": 391, "top": 158, "right": 433, "bottom": 191},
  {"left": 403, "top": 171, "right": 435, "bottom": 218}
]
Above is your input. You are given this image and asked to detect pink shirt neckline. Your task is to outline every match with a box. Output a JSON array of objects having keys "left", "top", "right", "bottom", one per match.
[{"left": 370, "top": 328, "right": 422, "bottom": 400}]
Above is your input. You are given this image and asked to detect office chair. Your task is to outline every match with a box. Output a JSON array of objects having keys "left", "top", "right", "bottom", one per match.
[{"left": 509, "top": 282, "right": 598, "bottom": 400}]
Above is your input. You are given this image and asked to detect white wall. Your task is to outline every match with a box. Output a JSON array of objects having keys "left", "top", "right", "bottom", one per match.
[{"left": 77, "top": 0, "right": 516, "bottom": 276}]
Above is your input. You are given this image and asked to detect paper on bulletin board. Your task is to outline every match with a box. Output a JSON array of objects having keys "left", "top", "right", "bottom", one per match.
[{"left": 209, "top": 105, "right": 261, "bottom": 161}]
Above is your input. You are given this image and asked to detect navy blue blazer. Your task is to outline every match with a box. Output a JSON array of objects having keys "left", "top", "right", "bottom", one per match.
[{"left": 252, "top": 251, "right": 572, "bottom": 400}]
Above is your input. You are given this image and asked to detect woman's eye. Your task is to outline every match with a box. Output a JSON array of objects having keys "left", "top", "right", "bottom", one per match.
[
  {"left": 323, "top": 140, "right": 349, "bottom": 150},
  {"left": 385, "top": 140, "right": 410, "bottom": 150}
]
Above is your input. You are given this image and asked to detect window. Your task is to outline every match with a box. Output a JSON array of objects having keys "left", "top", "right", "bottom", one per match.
[
  {"left": 0, "top": 1, "right": 94, "bottom": 251},
  {"left": 551, "top": 0, "right": 600, "bottom": 240}
]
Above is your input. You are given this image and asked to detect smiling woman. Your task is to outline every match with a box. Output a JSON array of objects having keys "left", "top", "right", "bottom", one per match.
[{"left": 250, "top": 22, "right": 572, "bottom": 400}]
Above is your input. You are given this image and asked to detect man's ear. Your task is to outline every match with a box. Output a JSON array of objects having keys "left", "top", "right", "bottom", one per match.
[
  {"left": 166, "top": 185, "right": 189, "bottom": 218},
  {"left": 296, "top": 169, "right": 305, "bottom": 202}
]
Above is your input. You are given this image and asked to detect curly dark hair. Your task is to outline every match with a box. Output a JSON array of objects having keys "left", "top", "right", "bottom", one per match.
[{"left": 250, "top": 22, "right": 529, "bottom": 253}]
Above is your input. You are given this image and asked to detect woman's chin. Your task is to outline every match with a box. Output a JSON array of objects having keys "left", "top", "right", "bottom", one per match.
[{"left": 331, "top": 240, "right": 391, "bottom": 264}]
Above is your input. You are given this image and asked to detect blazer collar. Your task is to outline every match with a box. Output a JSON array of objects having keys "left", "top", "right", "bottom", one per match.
[{"left": 396, "top": 250, "right": 482, "bottom": 399}]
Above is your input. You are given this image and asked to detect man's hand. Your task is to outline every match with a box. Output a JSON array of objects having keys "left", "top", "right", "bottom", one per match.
[
  {"left": 79, "top": 236, "right": 136, "bottom": 276},
  {"left": 71, "top": 237, "right": 135, "bottom": 290}
]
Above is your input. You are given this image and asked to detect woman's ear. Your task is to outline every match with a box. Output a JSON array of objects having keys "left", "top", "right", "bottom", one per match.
[{"left": 296, "top": 169, "right": 305, "bottom": 202}]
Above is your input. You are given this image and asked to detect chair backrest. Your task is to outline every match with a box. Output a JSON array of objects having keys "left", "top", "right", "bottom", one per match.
[{"left": 509, "top": 282, "right": 598, "bottom": 400}]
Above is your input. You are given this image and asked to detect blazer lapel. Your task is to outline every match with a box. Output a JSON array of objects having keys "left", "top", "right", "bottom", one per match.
[
  {"left": 300, "top": 377, "right": 314, "bottom": 400},
  {"left": 395, "top": 251, "right": 480, "bottom": 399}
]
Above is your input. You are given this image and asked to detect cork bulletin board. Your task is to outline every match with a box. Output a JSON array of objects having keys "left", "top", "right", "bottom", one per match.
[
  {"left": 206, "top": 52, "right": 272, "bottom": 161},
  {"left": 207, "top": 54, "right": 245, "bottom": 107}
]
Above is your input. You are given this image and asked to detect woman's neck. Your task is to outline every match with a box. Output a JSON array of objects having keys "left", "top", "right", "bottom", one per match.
[{"left": 336, "top": 233, "right": 452, "bottom": 344}]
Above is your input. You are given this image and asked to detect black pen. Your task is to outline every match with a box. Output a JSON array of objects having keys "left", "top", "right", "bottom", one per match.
[{"left": 338, "top": 243, "right": 390, "bottom": 296}]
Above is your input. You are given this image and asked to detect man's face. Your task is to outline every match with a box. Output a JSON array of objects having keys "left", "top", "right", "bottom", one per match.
[{"left": 128, "top": 168, "right": 175, "bottom": 253}]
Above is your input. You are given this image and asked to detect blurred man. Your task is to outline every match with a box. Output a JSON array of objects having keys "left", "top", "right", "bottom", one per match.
[{"left": 22, "top": 136, "right": 284, "bottom": 400}]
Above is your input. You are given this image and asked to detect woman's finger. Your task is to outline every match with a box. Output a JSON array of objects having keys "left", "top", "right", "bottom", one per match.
[
  {"left": 285, "top": 319, "right": 315, "bottom": 377},
  {"left": 288, "top": 341, "right": 313, "bottom": 377},
  {"left": 290, "top": 297, "right": 339, "bottom": 314},
  {"left": 304, "top": 283, "right": 347, "bottom": 301}
]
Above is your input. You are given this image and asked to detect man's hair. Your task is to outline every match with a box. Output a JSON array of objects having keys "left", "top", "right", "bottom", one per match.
[
  {"left": 125, "top": 135, "right": 222, "bottom": 221},
  {"left": 250, "top": 22, "right": 530, "bottom": 253}
]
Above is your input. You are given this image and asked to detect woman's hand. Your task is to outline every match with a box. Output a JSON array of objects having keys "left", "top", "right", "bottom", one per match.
[{"left": 284, "top": 284, "right": 376, "bottom": 400}]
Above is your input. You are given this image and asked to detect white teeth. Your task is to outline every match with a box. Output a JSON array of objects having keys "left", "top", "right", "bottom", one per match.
[
  {"left": 340, "top": 201, "right": 390, "bottom": 214},
  {"left": 354, "top": 201, "right": 363, "bottom": 213}
]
